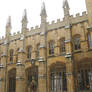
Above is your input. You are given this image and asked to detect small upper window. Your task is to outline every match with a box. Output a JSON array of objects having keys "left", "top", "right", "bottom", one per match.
[
  {"left": 60, "top": 38, "right": 65, "bottom": 53},
  {"left": 37, "top": 44, "right": 40, "bottom": 58},
  {"left": 74, "top": 36, "right": 81, "bottom": 50},
  {"left": 27, "top": 46, "right": 32, "bottom": 59},
  {"left": 88, "top": 33, "right": 92, "bottom": 48},
  {"left": 10, "top": 49, "right": 14, "bottom": 62},
  {"left": 49, "top": 41, "right": 54, "bottom": 55}
]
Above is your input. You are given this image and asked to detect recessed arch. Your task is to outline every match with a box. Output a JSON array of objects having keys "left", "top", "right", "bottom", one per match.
[{"left": 8, "top": 68, "right": 16, "bottom": 92}]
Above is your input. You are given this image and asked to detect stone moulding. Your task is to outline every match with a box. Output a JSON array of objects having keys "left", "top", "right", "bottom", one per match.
[
  {"left": 0, "top": 64, "right": 4, "bottom": 69},
  {"left": 16, "top": 61, "right": 24, "bottom": 66},
  {"left": 65, "top": 53, "right": 71, "bottom": 58},
  {"left": 66, "top": 72, "right": 73, "bottom": 76},
  {"left": 16, "top": 77, "right": 24, "bottom": 81},
  {"left": 38, "top": 74, "right": 46, "bottom": 79},
  {"left": 64, "top": 39, "right": 71, "bottom": 43},
  {"left": 38, "top": 57, "right": 45, "bottom": 62}
]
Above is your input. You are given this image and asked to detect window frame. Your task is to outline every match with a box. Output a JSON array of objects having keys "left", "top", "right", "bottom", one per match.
[
  {"left": 9, "top": 49, "right": 14, "bottom": 62},
  {"left": 60, "top": 38, "right": 65, "bottom": 53},
  {"left": 73, "top": 36, "right": 81, "bottom": 50},
  {"left": 88, "top": 32, "right": 92, "bottom": 48},
  {"left": 49, "top": 41, "right": 54, "bottom": 55},
  {"left": 37, "top": 44, "right": 40, "bottom": 58},
  {"left": 27, "top": 46, "right": 32, "bottom": 59}
]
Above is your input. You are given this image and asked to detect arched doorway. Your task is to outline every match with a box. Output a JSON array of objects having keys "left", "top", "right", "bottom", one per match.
[
  {"left": 78, "top": 59, "right": 92, "bottom": 92},
  {"left": 49, "top": 62, "right": 67, "bottom": 92},
  {"left": 26, "top": 66, "right": 38, "bottom": 92},
  {"left": 8, "top": 68, "right": 16, "bottom": 92}
]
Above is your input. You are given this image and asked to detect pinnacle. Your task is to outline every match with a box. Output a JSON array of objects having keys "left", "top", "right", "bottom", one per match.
[{"left": 6, "top": 16, "right": 11, "bottom": 28}]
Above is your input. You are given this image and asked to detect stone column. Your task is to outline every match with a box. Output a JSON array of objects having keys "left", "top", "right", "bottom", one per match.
[
  {"left": 65, "top": 57, "right": 75, "bottom": 92},
  {"left": 85, "top": 0, "right": 92, "bottom": 26},
  {"left": 0, "top": 54, "right": 7, "bottom": 92},
  {"left": 0, "top": 64, "right": 4, "bottom": 92},
  {"left": 38, "top": 61, "right": 46, "bottom": 92},
  {"left": 47, "top": 67, "right": 50, "bottom": 92},
  {"left": 65, "top": 26, "right": 75, "bottom": 92},
  {"left": 38, "top": 33, "right": 47, "bottom": 92},
  {"left": 16, "top": 48, "right": 25, "bottom": 92}
]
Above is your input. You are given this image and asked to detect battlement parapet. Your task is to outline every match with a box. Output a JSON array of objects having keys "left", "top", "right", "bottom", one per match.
[{"left": 0, "top": 11, "right": 88, "bottom": 44}]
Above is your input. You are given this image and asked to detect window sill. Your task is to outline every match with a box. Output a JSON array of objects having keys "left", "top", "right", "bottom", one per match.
[
  {"left": 73, "top": 50, "right": 82, "bottom": 53},
  {"left": 48, "top": 54, "right": 55, "bottom": 58},
  {"left": 7, "top": 62, "right": 14, "bottom": 65},
  {"left": 60, "top": 52, "right": 66, "bottom": 56},
  {"left": 88, "top": 48, "right": 92, "bottom": 51},
  {"left": 25, "top": 58, "right": 31, "bottom": 62}
]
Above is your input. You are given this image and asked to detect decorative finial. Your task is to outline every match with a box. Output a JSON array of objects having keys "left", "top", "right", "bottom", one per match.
[
  {"left": 22, "top": 9, "right": 28, "bottom": 23},
  {"left": 63, "top": 0, "right": 70, "bottom": 16},
  {"left": 40, "top": 1, "right": 47, "bottom": 17},
  {"left": 6, "top": 16, "right": 11, "bottom": 28},
  {"left": 21, "top": 9, "right": 28, "bottom": 33},
  {"left": 63, "top": 0, "right": 69, "bottom": 9}
]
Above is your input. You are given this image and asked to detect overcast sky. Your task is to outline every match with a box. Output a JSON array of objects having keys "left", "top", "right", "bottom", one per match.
[{"left": 0, "top": 0, "right": 86, "bottom": 37}]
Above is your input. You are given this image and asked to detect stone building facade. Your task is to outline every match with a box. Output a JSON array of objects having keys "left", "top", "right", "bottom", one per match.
[{"left": 0, "top": 0, "right": 92, "bottom": 92}]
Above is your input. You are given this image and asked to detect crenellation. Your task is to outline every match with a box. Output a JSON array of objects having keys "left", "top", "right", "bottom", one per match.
[
  {"left": 82, "top": 11, "right": 87, "bottom": 16},
  {"left": 1, "top": 36, "right": 5, "bottom": 40},
  {"left": 70, "top": 15, "right": 74, "bottom": 19},
  {"left": 0, "top": 1, "right": 92, "bottom": 92},
  {"left": 75, "top": 13, "right": 80, "bottom": 17},
  {"left": 30, "top": 27, "right": 34, "bottom": 30},
  {"left": 47, "top": 22, "right": 50, "bottom": 25},
  {"left": 35, "top": 25, "right": 39, "bottom": 29},
  {"left": 56, "top": 19, "right": 61, "bottom": 23},
  {"left": 17, "top": 31, "right": 21, "bottom": 34},
  {"left": 51, "top": 20, "right": 55, "bottom": 24},
  {"left": 13, "top": 32, "right": 17, "bottom": 36}
]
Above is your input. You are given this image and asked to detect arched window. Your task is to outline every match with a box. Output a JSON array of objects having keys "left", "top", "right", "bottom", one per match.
[
  {"left": 60, "top": 38, "right": 65, "bottom": 53},
  {"left": 8, "top": 69, "right": 16, "bottom": 92},
  {"left": 50, "top": 63, "right": 67, "bottom": 92},
  {"left": 9, "top": 49, "right": 14, "bottom": 62},
  {"left": 27, "top": 46, "right": 32, "bottom": 59},
  {"left": 88, "top": 33, "right": 92, "bottom": 48},
  {"left": 74, "top": 36, "right": 81, "bottom": 50},
  {"left": 37, "top": 44, "right": 40, "bottom": 58},
  {"left": 49, "top": 41, "right": 54, "bottom": 55},
  {"left": 78, "top": 62, "right": 92, "bottom": 91}
]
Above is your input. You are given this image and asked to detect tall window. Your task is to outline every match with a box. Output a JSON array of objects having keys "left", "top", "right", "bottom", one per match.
[
  {"left": 78, "top": 69, "right": 92, "bottom": 90},
  {"left": 60, "top": 38, "right": 65, "bottom": 53},
  {"left": 88, "top": 33, "right": 92, "bottom": 48},
  {"left": 9, "top": 77, "right": 16, "bottom": 92},
  {"left": 51, "top": 71, "right": 67, "bottom": 92},
  {"left": 37, "top": 44, "right": 40, "bottom": 58},
  {"left": 27, "top": 46, "right": 32, "bottom": 59},
  {"left": 9, "top": 49, "right": 14, "bottom": 62},
  {"left": 49, "top": 41, "right": 54, "bottom": 55},
  {"left": 8, "top": 69, "right": 16, "bottom": 92},
  {"left": 74, "top": 36, "right": 81, "bottom": 50}
]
